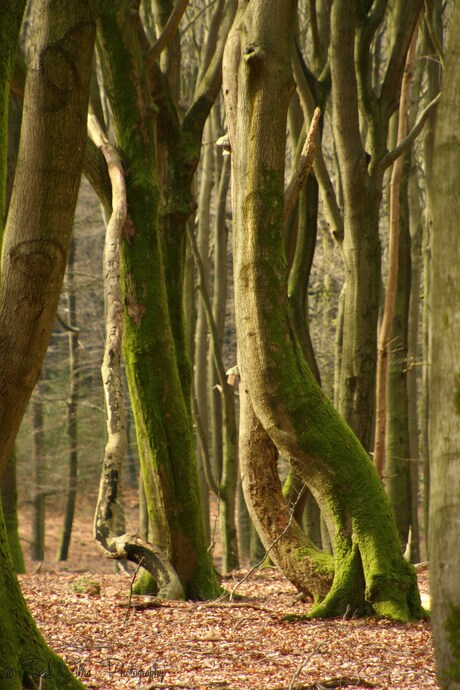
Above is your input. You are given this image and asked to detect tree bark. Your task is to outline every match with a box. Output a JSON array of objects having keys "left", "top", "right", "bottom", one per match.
[
  {"left": 429, "top": 1, "right": 460, "bottom": 683},
  {"left": 0, "top": 451, "right": 25, "bottom": 574},
  {"left": 0, "top": 0, "right": 95, "bottom": 684},
  {"left": 96, "top": 1, "right": 219, "bottom": 598},
  {"left": 0, "top": 0, "right": 96, "bottom": 475},
  {"left": 56, "top": 236, "right": 79, "bottom": 561},
  {"left": 223, "top": 0, "right": 421, "bottom": 620}
]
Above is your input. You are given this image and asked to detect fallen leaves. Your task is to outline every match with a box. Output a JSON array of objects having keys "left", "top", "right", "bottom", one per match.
[{"left": 18, "top": 568, "right": 437, "bottom": 690}]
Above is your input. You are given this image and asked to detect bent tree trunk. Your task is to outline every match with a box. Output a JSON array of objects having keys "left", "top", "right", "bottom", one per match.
[
  {"left": 0, "top": 0, "right": 95, "bottom": 685},
  {"left": 223, "top": 0, "right": 421, "bottom": 620},
  {"left": 96, "top": 1, "right": 219, "bottom": 599}
]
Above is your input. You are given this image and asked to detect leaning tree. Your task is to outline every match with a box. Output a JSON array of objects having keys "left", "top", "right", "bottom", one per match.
[{"left": 223, "top": 0, "right": 422, "bottom": 621}]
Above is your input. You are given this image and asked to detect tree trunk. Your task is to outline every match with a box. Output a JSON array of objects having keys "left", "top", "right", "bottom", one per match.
[
  {"left": 0, "top": 451, "right": 25, "bottom": 574},
  {"left": 0, "top": 0, "right": 95, "bottom": 684},
  {"left": 223, "top": 0, "right": 421, "bottom": 620},
  {"left": 422, "top": 3, "right": 443, "bottom": 555},
  {"left": 0, "top": 0, "right": 96, "bottom": 474},
  {"left": 0, "top": 0, "right": 26, "bottom": 235},
  {"left": 31, "top": 373, "right": 46, "bottom": 561},
  {"left": 385, "top": 154, "right": 412, "bottom": 550},
  {"left": 429, "top": 2, "right": 460, "bottom": 683},
  {"left": 96, "top": 1, "right": 219, "bottom": 599},
  {"left": 56, "top": 236, "right": 79, "bottom": 561},
  {"left": 331, "top": 0, "right": 420, "bottom": 450}
]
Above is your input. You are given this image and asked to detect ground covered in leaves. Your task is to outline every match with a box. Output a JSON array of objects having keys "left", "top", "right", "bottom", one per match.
[{"left": 19, "top": 567, "right": 436, "bottom": 690}]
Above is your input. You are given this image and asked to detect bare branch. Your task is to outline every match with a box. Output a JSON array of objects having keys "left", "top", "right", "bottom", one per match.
[
  {"left": 292, "top": 45, "right": 344, "bottom": 244},
  {"left": 380, "top": 93, "right": 441, "bottom": 172},
  {"left": 146, "top": 0, "right": 190, "bottom": 71},
  {"left": 284, "top": 107, "right": 321, "bottom": 220}
]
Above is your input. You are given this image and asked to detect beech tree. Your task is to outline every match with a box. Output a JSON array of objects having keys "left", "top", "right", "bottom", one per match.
[
  {"left": 429, "top": 1, "right": 460, "bottom": 684},
  {"left": 0, "top": 0, "right": 95, "bottom": 685},
  {"left": 223, "top": 0, "right": 421, "bottom": 620}
]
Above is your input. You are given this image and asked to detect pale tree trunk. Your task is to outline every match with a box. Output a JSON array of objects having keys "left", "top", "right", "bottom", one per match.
[
  {"left": 194, "top": 116, "right": 213, "bottom": 539},
  {"left": 429, "top": 2, "right": 460, "bottom": 684},
  {"left": 374, "top": 29, "right": 417, "bottom": 477},
  {"left": 223, "top": 0, "right": 421, "bottom": 620},
  {"left": 0, "top": 0, "right": 95, "bottom": 684},
  {"left": 422, "top": 1, "right": 443, "bottom": 554},
  {"left": 89, "top": 116, "right": 183, "bottom": 598},
  {"left": 407, "top": 158, "right": 423, "bottom": 564},
  {"left": 187, "top": 212, "right": 239, "bottom": 573}
]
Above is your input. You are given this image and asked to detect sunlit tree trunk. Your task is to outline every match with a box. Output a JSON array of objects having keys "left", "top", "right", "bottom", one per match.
[
  {"left": 422, "top": 1, "right": 443, "bottom": 554},
  {"left": 223, "top": 0, "right": 421, "bottom": 620}
]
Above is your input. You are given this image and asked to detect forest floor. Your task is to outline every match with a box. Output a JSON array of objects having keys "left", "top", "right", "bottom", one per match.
[{"left": 17, "top": 498, "right": 437, "bottom": 690}]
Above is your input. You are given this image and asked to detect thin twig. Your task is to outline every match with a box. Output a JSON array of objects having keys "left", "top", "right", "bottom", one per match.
[
  {"left": 289, "top": 642, "right": 325, "bottom": 689},
  {"left": 224, "top": 484, "right": 307, "bottom": 602},
  {"left": 124, "top": 558, "right": 145, "bottom": 625}
]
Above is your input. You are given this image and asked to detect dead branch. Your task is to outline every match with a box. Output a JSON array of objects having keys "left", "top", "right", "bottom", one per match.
[{"left": 284, "top": 107, "right": 321, "bottom": 221}]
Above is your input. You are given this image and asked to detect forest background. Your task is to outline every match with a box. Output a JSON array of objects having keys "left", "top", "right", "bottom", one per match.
[{"left": 0, "top": 0, "right": 459, "bottom": 689}]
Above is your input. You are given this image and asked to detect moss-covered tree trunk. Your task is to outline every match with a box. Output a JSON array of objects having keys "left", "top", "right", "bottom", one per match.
[
  {"left": 0, "top": 0, "right": 95, "bottom": 685},
  {"left": 0, "top": 0, "right": 26, "bottom": 236},
  {"left": 96, "top": 1, "right": 219, "bottom": 599},
  {"left": 223, "top": 0, "right": 421, "bottom": 621},
  {"left": 429, "top": 2, "right": 460, "bottom": 684}
]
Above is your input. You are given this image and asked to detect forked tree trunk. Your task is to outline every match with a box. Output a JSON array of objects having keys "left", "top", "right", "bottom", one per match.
[
  {"left": 429, "top": 2, "right": 460, "bottom": 683},
  {"left": 96, "top": 1, "right": 219, "bottom": 599},
  {"left": 223, "top": 0, "right": 421, "bottom": 621}
]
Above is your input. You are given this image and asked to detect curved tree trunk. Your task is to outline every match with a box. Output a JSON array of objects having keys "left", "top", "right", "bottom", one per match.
[
  {"left": 223, "top": 0, "right": 421, "bottom": 621},
  {"left": 96, "top": 1, "right": 219, "bottom": 599}
]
